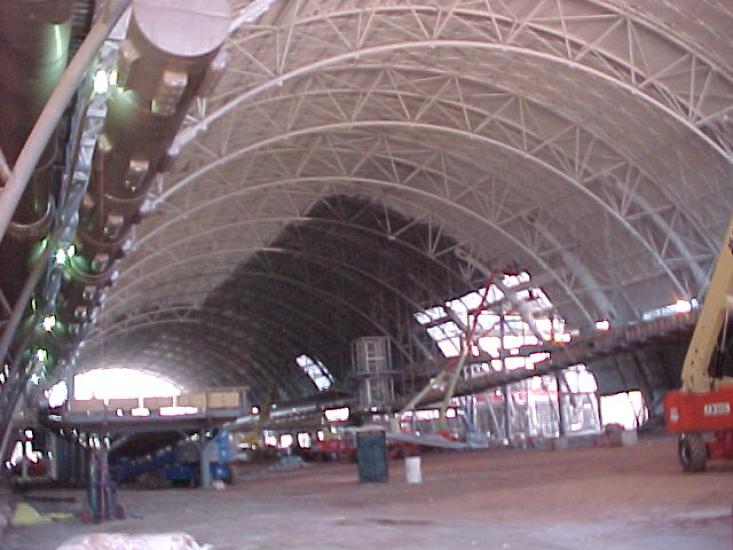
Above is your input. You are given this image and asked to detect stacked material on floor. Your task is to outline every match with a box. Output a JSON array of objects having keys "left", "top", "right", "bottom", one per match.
[{"left": 57, "top": 533, "right": 211, "bottom": 550}]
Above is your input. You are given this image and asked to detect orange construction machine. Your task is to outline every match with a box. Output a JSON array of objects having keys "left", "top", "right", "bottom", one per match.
[{"left": 664, "top": 215, "right": 733, "bottom": 471}]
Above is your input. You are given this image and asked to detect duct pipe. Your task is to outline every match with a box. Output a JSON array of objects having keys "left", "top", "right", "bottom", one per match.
[
  {"left": 56, "top": 0, "right": 231, "bottom": 334},
  {"left": 0, "top": 0, "right": 132, "bottom": 246}
]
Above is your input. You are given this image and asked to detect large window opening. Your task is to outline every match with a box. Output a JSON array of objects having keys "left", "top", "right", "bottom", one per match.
[
  {"left": 46, "top": 368, "right": 182, "bottom": 409},
  {"left": 74, "top": 368, "right": 181, "bottom": 400},
  {"left": 600, "top": 391, "right": 648, "bottom": 430},
  {"left": 296, "top": 354, "right": 334, "bottom": 391},
  {"left": 414, "top": 272, "right": 603, "bottom": 441},
  {"left": 415, "top": 272, "right": 569, "bottom": 376}
]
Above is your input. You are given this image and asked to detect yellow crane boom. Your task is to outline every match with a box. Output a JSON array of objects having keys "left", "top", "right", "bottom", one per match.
[
  {"left": 664, "top": 214, "right": 733, "bottom": 472},
  {"left": 680, "top": 215, "right": 733, "bottom": 393}
]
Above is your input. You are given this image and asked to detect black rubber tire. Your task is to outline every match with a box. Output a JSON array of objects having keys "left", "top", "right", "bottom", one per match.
[{"left": 678, "top": 433, "right": 707, "bottom": 473}]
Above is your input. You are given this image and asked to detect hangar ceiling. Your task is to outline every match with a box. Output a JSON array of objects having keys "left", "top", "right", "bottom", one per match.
[{"left": 79, "top": 0, "right": 733, "bottom": 399}]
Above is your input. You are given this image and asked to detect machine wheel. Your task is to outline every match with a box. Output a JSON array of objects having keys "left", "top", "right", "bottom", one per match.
[{"left": 678, "top": 433, "right": 707, "bottom": 473}]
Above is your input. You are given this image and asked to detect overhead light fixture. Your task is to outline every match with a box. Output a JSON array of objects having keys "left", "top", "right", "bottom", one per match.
[
  {"left": 42, "top": 314, "right": 56, "bottom": 332},
  {"left": 93, "top": 69, "right": 109, "bottom": 95},
  {"left": 54, "top": 248, "right": 67, "bottom": 265},
  {"left": 54, "top": 245, "right": 75, "bottom": 266}
]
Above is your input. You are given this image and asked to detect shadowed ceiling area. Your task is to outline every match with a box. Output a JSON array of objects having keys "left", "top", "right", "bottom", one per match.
[
  {"left": 78, "top": 0, "right": 733, "bottom": 400},
  {"left": 82, "top": 195, "right": 472, "bottom": 398}
]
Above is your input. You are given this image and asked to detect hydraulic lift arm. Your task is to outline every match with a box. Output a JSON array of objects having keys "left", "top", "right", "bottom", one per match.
[
  {"left": 665, "top": 214, "right": 733, "bottom": 472},
  {"left": 679, "top": 215, "right": 733, "bottom": 393}
]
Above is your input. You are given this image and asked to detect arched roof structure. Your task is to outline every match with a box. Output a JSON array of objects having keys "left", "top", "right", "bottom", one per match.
[{"left": 80, "top": 0, "right": 733, "bottom": 400}]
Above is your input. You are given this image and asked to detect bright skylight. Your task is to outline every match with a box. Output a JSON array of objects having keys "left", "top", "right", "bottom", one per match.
[
  {"left": 416, "top": 272, "right": 564, "bottom": 370},
  {"left": 642, "top": 298, "right": 698, "bottom": 321},
  {"left": 73, "top": 368, "right": 181, "bottom": 400},
  {"left": 296, "top": 354, "right": 334, "bottom": 391}
]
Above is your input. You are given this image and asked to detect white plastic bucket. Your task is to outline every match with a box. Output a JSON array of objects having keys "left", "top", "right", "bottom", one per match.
[{"left": 405, "top": 456, "right": 422, "bottom": 484}]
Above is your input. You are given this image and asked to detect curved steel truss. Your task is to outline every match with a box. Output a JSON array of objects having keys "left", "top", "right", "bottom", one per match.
[{"left": 78, "top": 0, "right": 733, "bottom": 399}]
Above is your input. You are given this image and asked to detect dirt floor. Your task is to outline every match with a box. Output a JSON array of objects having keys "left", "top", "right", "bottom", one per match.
[{"left": 3, "top": 435, "right": 732, "bottom": 549}]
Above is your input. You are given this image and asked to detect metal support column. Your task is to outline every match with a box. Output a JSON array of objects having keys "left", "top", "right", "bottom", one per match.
[
  {"left": 556, "top": 373, "right": 566, "bottom": 438},
  {"left": 500, "top": 313, "right": 511, "bottom": 446},
  {"left": 199, "top": 427, "right": 211, "bottom": 489}
]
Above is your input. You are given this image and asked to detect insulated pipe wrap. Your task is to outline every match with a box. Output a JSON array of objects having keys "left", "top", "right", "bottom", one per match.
[
  {"left": 59, "top": 0, "right": 232, "bottom": 337},
  {"left": 77, "top": 0, "right": 232, "bottom": 247},
  {"left": 0, "top": 0, "right": 73, "bottom": 220},
  {"left": 0, "top": 0, "right": 73, "bottom": 313}
]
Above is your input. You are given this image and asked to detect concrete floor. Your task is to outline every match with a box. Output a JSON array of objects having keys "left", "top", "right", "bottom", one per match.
[{"left": 3, "top": 436, "right": 732, "bottom": 549}]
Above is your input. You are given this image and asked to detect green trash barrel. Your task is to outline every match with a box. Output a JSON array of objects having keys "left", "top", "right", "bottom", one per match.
[{"left": 356, "top": 428, "right": 388, "bottom": 482}]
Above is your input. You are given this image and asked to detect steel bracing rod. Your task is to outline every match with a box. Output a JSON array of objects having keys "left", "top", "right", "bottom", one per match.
[
  {"left": 161, "top": 120, "right": 690, "bottom": 299},
  {"left": 113, "top": 208, "right": 590, "bottom": 342},
  {"left": 239, "top": 51, "right": 726, "bottom": 198},
  {"left": 88, "top": 305, "right": 341, "bottom": 384},
  {"left": 86, "top": 318, "right": 318, "bottom": 398},
  {"left": 109, "top": 268, "right": 414, "bottom": 363},
  {"left": 155, "top": 126, "right": 702, "bottom": 309},
  {"left": 118, "top": 215, "right": 470, "bottom": 292},
  {"left": 256, "top": 0, "right": 730, "bottom": 80},
  {"left": 230, "top": 0, "right": 282, "bottom": 32},
  {"left": 83, "top": 318, "right": 324, "bottom": 393},
  {"left": 100, "top": 245, "right": 447, "bottom": 325},
  {"left": 113, "top": 219, "right": 452, "bottom": 302},
  {"left": 89, "top": 329, "right": 327, "bottom": 395},
  {"left": 400, "top": 272, "right": 498, "bottom": 416},
  {"left": 178, "top": 320, "right": 317, "bottom": 397},
  {"left": 148, "top": 145, "right": 535, "bottom": 249},
  {"left": 143, "top": 173, "right": 612, "bottom": 323},
  {"left": 98, "top": 266, "right": 418, "bottom": 374},
  {"left": 88, "top": 293, "right": 352, "bottom": 350},
  {"left": 0, "top": 0, "right": 132, "bottom": 244},
  {"left": 184, "top": 38, "right": 730, "bottom": 161},
  {"left": 98, "top": 243, "right": 443, "bottom": 362},
  {"left": 85, "top": 322, "right": 280, "bottom": 394},
  {"left": 182, "top": 60, "right": 719, "bottom": 266},
  {"left": 85, "top": 293, "right": 358, "bottom": 390},
  {"left": 149, "top": 126, "right": 604, "bottom": 289},
  {"left": 232, "top": 1, "right": 733, "bottom": 111},
  {"left": 115, "top": 209, "right": 471, "bottom": 294},
  {"left": 162, "top": 178, "right": 594, "bottom": 323},
  {"left": 88, "top": 314, "right": 326, "bottom": 394},
  {"left": 187, "top": 8, "right": 728, "bottom": 270},
  {"left": 163, "top": 114, "right": 700, "bottom": 297},
  {"left": 453, "top": 247, "right": 573, "bottom": 409},
  {"left": 93, "top": 305, "right": 353, "bottom": 366},
  {"left": 511, "top": 217, "right": 618, "bottom": 319}
]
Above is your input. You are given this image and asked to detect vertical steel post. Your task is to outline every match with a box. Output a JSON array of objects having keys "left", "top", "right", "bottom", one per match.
[
  {"left": 556, "top": 373, "right": 566, "bottom": 437},
  {"left": 199, "top": 427, "right": 211, "bottom": 489},
  {"left": 500, "top": 313, "right": 511, "bottom": 446},
  {"left": 596, "top": 389, "right": 604, "bottom": 430}
]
